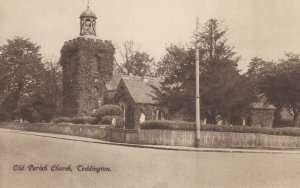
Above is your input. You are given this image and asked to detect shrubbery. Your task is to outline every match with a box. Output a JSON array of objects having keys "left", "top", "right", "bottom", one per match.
[
  {"left": 140, "top": 120, "right": 300, "bottom": 137},
  {"left": 140, "top": 120, "right": 195, "bottom": 130},
  {"left": 93, "top": 105, "right": 123, "bottom": 123},
  {"left": 54, "top": 116, "right": 97, "bottom": 124},
  {"left": 53, "top": 105, "right": 124, "bottom": 126},
  {"left": 275, "top": 119, "right": 295, "bottom": 128},
  {"left": 101, "top": 116, "right": 124, "bottom": 128}
]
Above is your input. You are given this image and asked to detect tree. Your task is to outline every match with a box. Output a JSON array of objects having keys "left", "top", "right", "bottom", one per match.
[
  {"left": 246, "top": 57, "right": 274, "bottom": 94},
  {"left": 36, "top": 60, "right": 62, "bottom": 115},
  {"left": 0, "top": 37, "right": 62, "bottom": 122},
  {"left": 248, "top": 54, "right": 300, "bottom": 126},
  {"left": 117, "top": 41, "right": 155, "bottom": 77},
  {"left": 20, "top": 94, "right": 56, "bottom": 123},
  {"left": 197, "top": 19, "right": 238, "bottom": 67},
  {"left": 153, "top": 45, "right": 196, "bottom": 120},
  {"left": 155, "top": 44, "right": 189, "bottom": 78},
  {"left": 0, "top": 37, "right": 44, "bottom": 120},
  {"left": 154, "top": 19, "right": 255, "bottom": 123},
  {"left": 19, "top": 60, "right": 63, "bottom": 122}
]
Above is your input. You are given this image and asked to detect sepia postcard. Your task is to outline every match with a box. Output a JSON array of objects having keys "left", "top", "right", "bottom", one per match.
[{"left": 1, "top": 0, "right": 300, "bottom": 187}]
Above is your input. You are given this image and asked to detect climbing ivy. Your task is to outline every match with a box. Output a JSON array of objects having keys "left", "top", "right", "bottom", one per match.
[{"left": 60, "top": 37, "right": 115, "bottom": 117}]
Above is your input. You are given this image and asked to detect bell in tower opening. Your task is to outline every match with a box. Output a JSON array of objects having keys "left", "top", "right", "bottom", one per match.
[{"left": 79, "top": 4, "right": 97, "bottom": 37}]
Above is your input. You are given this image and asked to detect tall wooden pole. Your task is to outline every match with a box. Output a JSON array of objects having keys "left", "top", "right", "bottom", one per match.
[
  {"left": 195, "top": 47, "right": 201, "bottom": 147},
  {"left": 195, "top": 17, "right": 201, "bottom": 147}
]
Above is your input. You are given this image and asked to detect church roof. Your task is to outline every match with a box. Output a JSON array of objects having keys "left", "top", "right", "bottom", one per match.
[
  {"left": 121, "top": 76, "right": 161, "bottom": 104},
  {"left": 80, "top": 8, "right": 97, "bottom": 18},
  {"left": 111, "top": 75, "right": 161, "bottom": 104}
]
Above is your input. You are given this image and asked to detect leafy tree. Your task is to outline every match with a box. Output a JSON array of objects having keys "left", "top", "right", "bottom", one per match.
[
  {"left": 36, "top": 60, "right": 62, "bottom": 115},
  {"left": 117, "top": 41, "right": 156, "bottom": 77},
  {"left": 155, "top": 44, "right": 189, "bottom": 78},
  {"left": 201, "top": 60, "right": 254, "bottom": 124},
  {"left": 0, "top": 37, "right": 62, "bottom": 122},
  {"left": 19, "top": 60, "right": 63, "bottom": 122},
  {"left": 246, "top": 57, "right": 274, "bottom": 93},
  {"left": 153, "top": 45, "right": 196, "bottom": 120},
  {"left": 248, "top": 54, "right": 300, "bottom": 126},
  {"left": 0, "top": 37, "right": 44, "bottom": 119},
  {"left": 0, "top": 91, "right": 20, "bottom": 121},
  {"left": 20, "top": 94, "right": 56, "bottom": 123},
  {"left": 154, "top": 19, "right": 255, "bottom": 123}
]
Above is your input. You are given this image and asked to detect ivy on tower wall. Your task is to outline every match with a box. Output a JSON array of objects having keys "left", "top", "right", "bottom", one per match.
[{"left": 60, "top": 37, "right": 115, "bottom": 117}]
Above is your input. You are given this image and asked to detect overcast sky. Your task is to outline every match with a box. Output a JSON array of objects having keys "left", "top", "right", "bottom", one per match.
[{"left": 1, "top": 0, "right": 300, "bottom": 71}]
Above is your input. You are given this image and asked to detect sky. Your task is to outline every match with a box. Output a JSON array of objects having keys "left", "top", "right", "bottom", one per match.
[{"left": 1, "top": 0, "right": 300, "bottom": 72}]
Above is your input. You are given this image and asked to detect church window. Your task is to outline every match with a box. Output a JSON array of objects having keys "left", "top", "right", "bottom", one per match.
[{"left": 153, "top": 109, "right": 164, "bottom": 120}]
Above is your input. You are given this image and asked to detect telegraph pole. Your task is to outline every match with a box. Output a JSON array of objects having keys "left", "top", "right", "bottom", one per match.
[{"left": 195, "top": 17, "right": 201, "bottom": 148}]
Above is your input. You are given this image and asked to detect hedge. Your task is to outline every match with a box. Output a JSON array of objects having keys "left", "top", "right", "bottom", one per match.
[
  {"left": 140, "top": 121, "right": 194, "bottom": 130},
  {"left": 140, "top": 120, "right": 300, "bottom": 137},
  {"left": 93, "top": 105, "right": 123, "bottom": 122},
  {"left": 53, "top": 116, "right": 97, "bottom": 125},
  {"left": 101, "top": 116, "right": 124, "bottom": 128}
]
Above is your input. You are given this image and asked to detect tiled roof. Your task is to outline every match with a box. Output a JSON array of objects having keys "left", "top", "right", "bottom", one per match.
[{"left": 120, "top": 75, "right": 161, "bottom": 104}]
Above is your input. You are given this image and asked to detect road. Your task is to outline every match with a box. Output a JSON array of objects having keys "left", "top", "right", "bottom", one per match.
[{"left": 1, "top": 129, "right": 300, "bottom": 188}]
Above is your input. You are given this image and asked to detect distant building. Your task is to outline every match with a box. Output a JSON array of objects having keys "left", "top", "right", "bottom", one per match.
[
  {"left": 249, "top": 102, "right": 276, "bottom": 128},
  {"left": 60, "top": 5, "right": 115, "bottom": 117},
  {"left": 104, "top": 75, "right": 166, "bottom": 129}
]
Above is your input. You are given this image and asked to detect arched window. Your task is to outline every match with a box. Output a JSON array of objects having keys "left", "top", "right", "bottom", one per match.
[
  {"left": 139, "top": 113, "right": 146, "bottom": 123},
  {"left": 154, "top": 109, "right": 164, "bottom": 120},
  {"left": 157, "top": 110, "right": 163, "bottom": 120}
]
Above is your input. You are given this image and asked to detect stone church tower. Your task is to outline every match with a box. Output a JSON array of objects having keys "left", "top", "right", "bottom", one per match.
[{"left": 60, "top": 5, "right": 115, "bottom": 117}]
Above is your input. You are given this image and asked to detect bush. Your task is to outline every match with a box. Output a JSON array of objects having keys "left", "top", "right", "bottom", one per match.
[
  {"left": 19, "top": 95, "right": 56, "bottom": 123},
  {"left": 140, "top": 120, "right": 300, "bottom": 137},
  {"left": 101, "top": 116, "right": 124, "bottom": 128},
  {"left": 275, "top": 119, "right": 294, "bottom": 128},
  {"left": 94, "top": 105, "right": 123, "bottom": 122},
  {"left": 71, "top": 117, "right": 97, "bottom": 124},
  {"left": 53, "top": 117, "right": 72, "bottom": 123},
  {"left": 53, "top": 116, "right": 97, "bottom": 124}
]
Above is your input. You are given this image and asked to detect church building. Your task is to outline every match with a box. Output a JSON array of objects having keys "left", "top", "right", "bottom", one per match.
[{"left": 60, "top": 4, "right": 115, "bottom": 117}]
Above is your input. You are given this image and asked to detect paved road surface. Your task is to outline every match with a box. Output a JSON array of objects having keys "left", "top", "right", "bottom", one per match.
[{"left": 1, "top": 129, "right": 300, "bottom": 188}]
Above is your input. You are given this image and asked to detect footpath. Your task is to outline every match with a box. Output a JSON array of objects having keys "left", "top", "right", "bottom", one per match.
[{"left": 1, "top": 128, "right": 300, "bottom": 154}]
